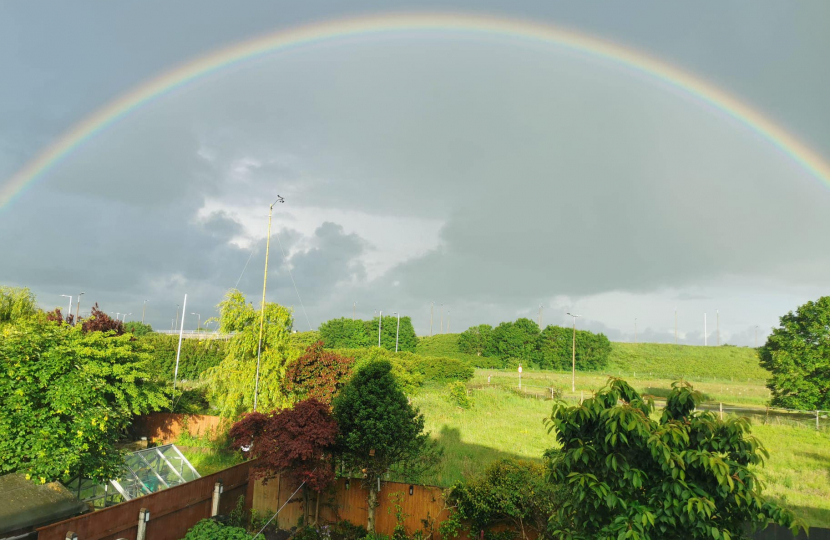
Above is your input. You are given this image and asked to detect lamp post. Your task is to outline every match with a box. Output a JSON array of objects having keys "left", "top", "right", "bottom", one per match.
[
  {"left": 378, "top": 311, "right": 383, "bottom": 347},
  {"left": 393, "top": 312, "right": 401, "bottom": 352},
  {"left": 192, "top": 313, "right": 201, "bottom": 332},
  {"left": 142, "top": 300, "right": 148, "bottom": 324},
  {"left": 122, "top": 313, "right": 131, "bottom": 322},
  {"left": 75, "top": 292, "right": 84, "bottom": 325},
  {"left": 567, "top": 312, "right": 581, "bottom": 393},
  {"left": 254, "top": 196, "right": 284, "bottom": 412},
  {"left": 60, "top": 295, "right": 72, "bottom": 320},
  {"left": 175, "top": 305, "right": 179, "bottom": 330}
]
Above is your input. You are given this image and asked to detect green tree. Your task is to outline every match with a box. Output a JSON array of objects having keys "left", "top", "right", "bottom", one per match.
[
  {"left": 203, "top": 289, "right": 294, "bottom": 418},
  {"left": 0, "top": 318, "right": 167, "bottom": 483},
  {"left": 333, "top": 361, "right": 440, "bottom": 532},
  {"left": 457, "top": 324, "right": 493, "bottom": 357},
  {"left": 544, "top": 378, "right": 800, "bottom": 539},
  {"left": 123, "top": 321, "right": 153, "bottom": 336},
  {"left": 319, "top": 317, "right": 372, "bottom": 348},
  {"left": 537, "top": 325, "right": 611, "bottom": 371},
  {"left": 491, "top": 318, "right": 540, "bottom": 363},
  {"left": 364, "top": 315, "right": 417, "bottom": 353},
  {"left": 759, "top": 296, "right": 830, "bottom": 410},
  {"left": 0, "top": 285, "right": 37, "bottom": 325}
]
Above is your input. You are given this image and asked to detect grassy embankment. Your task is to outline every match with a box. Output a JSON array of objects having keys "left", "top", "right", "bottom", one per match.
[{"left": 415, "top": 335, "right": 830, "bottom": 527}]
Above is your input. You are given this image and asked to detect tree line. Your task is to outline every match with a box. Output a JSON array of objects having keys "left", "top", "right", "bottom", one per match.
[{"left": 458, "top": 318, "right": 612, "bottom": 370}]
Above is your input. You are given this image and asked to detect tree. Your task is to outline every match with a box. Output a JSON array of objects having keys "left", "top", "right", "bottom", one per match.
[
  {"left": 544, "top": 378, "right": 800, "bottom": 539},
  {"left": 124, "top": 321, "right": 153, "bottom": 336},
  {"left": 229, "top": 399, "right": 338, "bottom": 523},
  {"left": 491, "top": 318, "right": 540, "bottom": 363},
  {"left": 81, "top": 303, "right": 125, "bottom": 335},
  {"left": 759, "top": 296, "right": 830, "bottom": 410},
  {"left": 319, "top": 318, "right": 372, "bottom": 348},
  {"left": 0, "top": 318, "right": 167, "bottom": 483},
  {"left": 285, "top": 341, "right": 354, "bottom": 405},
  {"left": 537, "top": 325, "right": 611, "bottom": 371},
  {"left": 333, "top": 360, "right": 440, "bottom": 532},
  {"left": 0, "top": 285, "right": 37, "bottom": 324},
  {"left": 457, "top": 324, "right": 493, "bottom": 356},
  {"left": 203, "top": 289, "right": 294, "bottom": 417}
]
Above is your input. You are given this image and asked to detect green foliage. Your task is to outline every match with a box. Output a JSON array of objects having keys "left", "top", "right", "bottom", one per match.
[
  {"left": 123, "top": 321, "right": 153, "bottom": 336},
  {"left": 320, "top": 316, "right": 417, "bottom": 352},
  {"left": 139, "top": 333, "right": 227, "bottom": 380},
  {"left": 286, "top": 341, "right": 354, "bottom": 405},
  {"left": 445, "top": 382, "right": 473, "bottom": 409},
  {"left": 759, "top": 296, "right": 830, "bottom": 410},
  {"left": 333, "top": 361, "right": 440, "bottom": 531},
  {"left": 491, "top": 318, "right": 540, "bottom": 360},
  {"left": 544, "top": 378, "right": 801, "bottom": 539},
  {"left": 458, "top": 324, "right": 494, "bottom": 357},
  {"left": 444, "top": 459, "right": 564, "bottom": 540},
  {"left": 290, "top": 330, "right": 323, "bottom": 349},
  {"left": 536, "top": 325, "right": 611, "bottom": 371},
  {"left": 0, "top": 318, "right": 168, "bottom": 482},
  {"left": 417, "top": 334, "right": 495, "bottom": 368},
  {"left": 203, "top": 289, "right": 294, "bottom": 418},
  {"left": 0, "top": 285, "right": 37, "bottom": 325},
  {"left": 182, "top": 518, "right": 251, "bottom": 540}
]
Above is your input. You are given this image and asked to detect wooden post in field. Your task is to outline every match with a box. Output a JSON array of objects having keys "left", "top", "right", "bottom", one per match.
[{"left": 719, "top": 403, "right": 723, "bottom": 420}]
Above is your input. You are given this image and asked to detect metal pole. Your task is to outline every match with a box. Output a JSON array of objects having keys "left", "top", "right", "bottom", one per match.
[
  {"left": 142, "top": 300, "right": 147, "bottom": 324},
  {"left": 61, "top": 295, "right": 72, "bottom": 318},
  {"left": 395, "top": 312, "right": 400, "bottom": 353},
  {"left": 378, "top": 311, "right": 382, "bottom": 347},
  {"left": 255, "top": 197, "right": 282, "bottom": 412},
  {"left": 173, "top": 295, "right": 187, "bottom": 389},
  {"left": 75, "top": 292, "right": 84, "bottom": 325}
]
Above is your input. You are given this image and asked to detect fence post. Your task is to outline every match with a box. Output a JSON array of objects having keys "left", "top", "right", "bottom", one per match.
[
  {"left": 137, "top": 508, "right": 150, "bottom": 540},
  {"left": 719, "top": 403, "right": 723, "bottom": 420},
  {"left": 580, "top": 391, "right": 584, "bottom": 404},
  {"left": 65, "top": 533, "right": 78, "bottom": 540},
  {"left": 211, "top": 480, "right": 223, "bottom": 516}
]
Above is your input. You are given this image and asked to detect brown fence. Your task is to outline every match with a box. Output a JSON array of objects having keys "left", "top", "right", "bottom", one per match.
[
  {"left": 36, "top": 461, "right": 254, "bottom": 540},
  {"left": 253, "top": 476, "right": 455, "bottom": 538},
  {"left": 132, "top": 413, "right": 226, "bottom": 445}
]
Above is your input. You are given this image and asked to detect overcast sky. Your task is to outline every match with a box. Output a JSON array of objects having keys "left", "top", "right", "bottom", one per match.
[{"left": 1, "top": 1, "right": 829, "bottom": 346}]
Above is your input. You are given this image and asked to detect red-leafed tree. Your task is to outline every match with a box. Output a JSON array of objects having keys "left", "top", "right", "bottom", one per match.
[
  {"left": 285, "top": 341, "right": 354, "bottom": 405},
  {"left": 229, "top": 398, "right": 339, "bottom": 522},
  {"left": 45, "top": 308, "right": 67, "bottom": 325},
  {"left": 81, "top": 303, "right": 124, "bottom": 335}
]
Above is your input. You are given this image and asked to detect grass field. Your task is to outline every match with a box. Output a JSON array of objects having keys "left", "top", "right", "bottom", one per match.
[{"left": 413, "top": 384, "right": 830, "bottom": 528}]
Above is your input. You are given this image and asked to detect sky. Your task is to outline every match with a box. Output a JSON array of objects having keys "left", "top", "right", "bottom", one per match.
[{"left": 1, "top": 1, "right": 829, "bottom": 346}]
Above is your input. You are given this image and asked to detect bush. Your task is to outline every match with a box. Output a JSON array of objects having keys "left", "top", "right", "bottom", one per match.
[
  {"left": 445, "top": 382, "right": 473, "bottom": 409},
  {"left": 286, "top": 342, "right": 354, "bottom": 405},
  {"left": 320, "top": 316, "right": 417, "bottom": 353},
  {"left": 290, "top": 330, "right": 323, "bottom": 349},
  {"left": 536, "top": 325, "right": 611, "bottom": 371},
  {"left": 124, "top": 321, "right": 153, "bottom": 336},
  {"left": 139, "top": 333, "right": 226, "bottom": 381},
  {"left": 410, "top": 355, "right": 473, "bottom": 383},
  {"left": 443, "top": 459, "right": 564, "bottom": 540},
  {"left": 182, "top": 519, "right": 250, "bottom": 539}
]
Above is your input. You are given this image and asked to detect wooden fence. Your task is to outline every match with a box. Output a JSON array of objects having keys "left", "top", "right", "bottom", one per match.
[
  {"left": 252, "top": 476, "right": 456, "bottom": 539},
  {"left": 132, "top": 413, "right": 226, "bottom": 445},
  {"left": 36, "top": 461, "right": 254, "bottom": 540}
]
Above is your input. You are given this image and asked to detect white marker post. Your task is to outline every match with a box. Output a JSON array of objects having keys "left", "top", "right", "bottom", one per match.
[
  {"left": 173, "top": 294, "right": 187, "bottom": 389},
  {"left": 518, "top": 364, "right": 523, "bottom": 390}
]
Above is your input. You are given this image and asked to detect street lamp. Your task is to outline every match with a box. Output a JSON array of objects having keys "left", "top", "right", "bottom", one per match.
[
  {"left": 393, "top": 312, "right": 401, "bottom": 352},
  {"left": 191, "top": 312, "right": 201, "bottom": 332},
  {"left": 122, "top": 313, "right": 131, "bottom": 322},
  {"left": 75, "top": 292, "right": 85, "bottom": 325},
  {"left": 60, "top": 295, "right": 72, "bottom": 319},
  {"left": 567, "top": 312, "right": 581, "bottom": 393},
  {"left": 142, "top": 299, "right": 148, "bottom": 324}
]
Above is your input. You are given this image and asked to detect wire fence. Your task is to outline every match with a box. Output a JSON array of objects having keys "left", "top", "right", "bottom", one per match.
[{"left": 471, "top": 382, "right": 830, "bottom": 431}]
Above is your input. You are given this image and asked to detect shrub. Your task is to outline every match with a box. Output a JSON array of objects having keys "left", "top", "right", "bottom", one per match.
[
  {"left": 457, "top": 324, "right": 494, "bottom": 356},
  {"left": 410, "top": 355, "right": 474, "bottom": 383},
  {"left": 445, "top": 382, "right": 473, "bottom": 409},
  {"left": 0, "top": 285, "right": 37, "bottom": 324},
  {"left": 290, "top": 330, "right": 323, "bottom": 349},
  {"left": 182, "top": 519, "right": 251, "bottom": 540},
  {"left": 81, "top": 303, "right": 125, "bottom": 335},
  {"left": 536, "top": 325, "right": 611, "bottom": 371},
  {"left": 124, "top": 321, "right": 153, "bottom": 336},
  {"left": 285, "top": 341, "right": 354, "bottom": 405},
  {"left": 443, "top": 459, "right": 564, "bottom": 540},
  {"left": 320, "top": 316, "right": 417, "bottom": 353}
]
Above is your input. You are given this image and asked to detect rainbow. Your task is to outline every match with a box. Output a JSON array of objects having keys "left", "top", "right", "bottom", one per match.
[{"left": 3, "top": 12, "right": 830, "bottom": 208}]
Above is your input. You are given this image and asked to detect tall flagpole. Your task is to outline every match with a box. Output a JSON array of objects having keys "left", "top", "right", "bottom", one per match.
[{"left": 254, "top": 196, "right": 284, "bottom": 411}]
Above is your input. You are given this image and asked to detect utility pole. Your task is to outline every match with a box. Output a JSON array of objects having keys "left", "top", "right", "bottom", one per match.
[
  {"left": 254, "top": 196, "right": 284, "bottom": 412},
  {"left": 567, "top": 312, "right": 581, "bottom": 393},
  {"left": 704, "top": 313, "right": 707, "bottom": 346},
  {"left": 378, "top": 311, "right": 382, "bottom": 347},
  {"left": 716, "top": 309, "right": 720, "bottom": 346},
  {"left": 430, "top": 302, "right": 434, "bottom": 337},
  {"left": 142, "top": 299, "right": 148, "bottom": 324},
  {"left": 674, "top": 307, "right": 678, "bottom": 345},
  {"left": 75, "top": 292, "right": 84, "bottom": 325}
]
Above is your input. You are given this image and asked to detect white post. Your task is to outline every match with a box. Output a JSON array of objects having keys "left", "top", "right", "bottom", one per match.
[
  {"left": 395, "top": 313, "right": 400, "bottom": 353},
  {"left": 378, "top": 311, "right": 382, "bottom": 347},
  {"left": 720, "top": 402, "right": 723, "bottom": 420},
  {"left": 137, "top": 508, "right": 150, "bottom": 540},
  {"left": 173, "top": 294, "right": 187, "bottom": 388},
  {"left": 61, "top": 295, "right": 72, "bottom": 317},
  {"left": 211, "top": 481, "right": 223, "bottom": 516}
]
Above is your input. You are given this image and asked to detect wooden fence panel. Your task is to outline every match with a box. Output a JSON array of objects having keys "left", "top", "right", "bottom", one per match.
[
  {"left": 132, "top": 414, "right": 225, "bottom": 444},
  {"left": 36, "top": 461, "right": 253, "bottom": 540}
]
